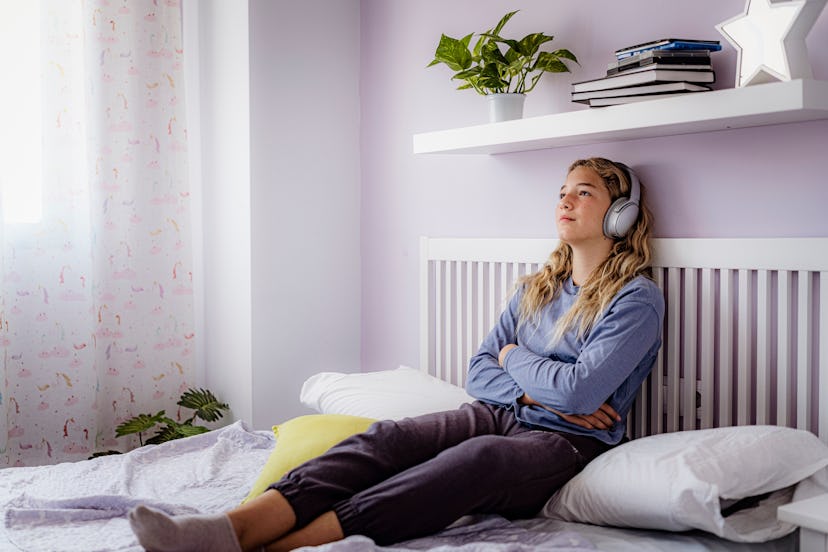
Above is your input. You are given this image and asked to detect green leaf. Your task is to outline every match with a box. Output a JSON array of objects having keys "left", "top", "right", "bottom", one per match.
[
  {"left": 90, "top": 450, "right": 122, "bottom": 458},
  {"left": 489, "top": 10, "right": 518, "bottom": 37},
  {"left": 452, "top": 67, "right": 482, "bottom": 81},
  {"left": 504, "top": 49, "right": 522, "bottom": 68},
  {"left": 478, "top": 63, "right": 509, "bottom": 92},
  {"left": 472, "top": 32, "right": 488, "bottom": 58},
  {"left": 550, "top": 48, "right": 579, "bottom": 63},
  {"left": 430, "top": 33, "right": 472, "bottom": 72},
  {"left": 145, "top": 423, "right": 184, "bottom": 445},
  {"left": 535, "top": 52, "right": 571, "bottom": 73},
  {"left": 516, "top": 33, "right": 555, "bottom": 57},
  {"left": 457, "top": 75, "right": 487, "bottom": 94},
  {"left": 480, "top": 41, "right": 508, "bottom": 67},
  {"left": 115, "top": 411, "right": 166, "bottom": 437},
  {"left": 493, "top": 37, "right": 524, "bottom": 56},
  {"left": 178, "top": 388, "right": 229, "bottom": 423},
  {"left": 474, "top": 10, "right": 518, "bottom": 59},
  {"left": 177, "top": 424, "right": 211, "bottom": 438},
  {"left": 146, "top": 421, "right": 211, "bottom": 445}
]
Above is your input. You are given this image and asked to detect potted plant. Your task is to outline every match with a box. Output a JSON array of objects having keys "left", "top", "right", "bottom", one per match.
[
  {"left": 91, "top": 387, "right": 230, "bottom": 457},
  {"left": 428, "top": 10, "right": 578, "bottom": 122}
]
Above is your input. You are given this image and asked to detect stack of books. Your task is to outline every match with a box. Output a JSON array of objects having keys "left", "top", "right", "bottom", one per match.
[{"left": 571, "top": 38, "right": 721, "bottom": 107}]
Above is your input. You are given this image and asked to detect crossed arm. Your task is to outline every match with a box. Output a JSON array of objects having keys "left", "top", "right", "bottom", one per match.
[{"left": 497, "top": 343, "right": 620, "bottom": 431}]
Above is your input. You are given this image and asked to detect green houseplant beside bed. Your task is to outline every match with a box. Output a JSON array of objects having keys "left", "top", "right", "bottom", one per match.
[{"left": 91, "top": 388, "right": 230, "bottom": 457}]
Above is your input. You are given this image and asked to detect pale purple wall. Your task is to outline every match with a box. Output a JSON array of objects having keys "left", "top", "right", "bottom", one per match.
[
  {"left": 249, "top": 0, "right": 361, "bottom": 425},
  {"left": 359, "top": 0, "right": 828, "bottom": 373},
  {"left": 190, "top": 0, "right": 362, "bottom": 427}
]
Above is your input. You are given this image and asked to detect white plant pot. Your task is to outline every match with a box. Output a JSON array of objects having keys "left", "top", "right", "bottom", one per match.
[{"left": 487, "top": 93, "right": 526, "bottom": 123}]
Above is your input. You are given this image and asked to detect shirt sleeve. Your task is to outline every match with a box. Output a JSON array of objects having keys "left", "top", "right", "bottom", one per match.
[
  {"left": 465, "top": 289, "right": 525, "bottom": 407},
  {"left": 502, "top": 288, "right": 662, "bottom": 415}
]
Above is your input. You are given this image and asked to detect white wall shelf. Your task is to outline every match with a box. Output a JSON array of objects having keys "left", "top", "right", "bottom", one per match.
[{"left": 412, "top": 79, "right": 828, "bottom": 155}]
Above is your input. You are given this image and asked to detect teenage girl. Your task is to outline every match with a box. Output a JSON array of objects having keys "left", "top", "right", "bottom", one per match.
[{"left": 129, "top": 157, "right": 664, "bottom": 552}]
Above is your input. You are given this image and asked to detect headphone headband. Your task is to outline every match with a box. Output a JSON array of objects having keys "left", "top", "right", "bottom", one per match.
[{"left": 613, "top": 162, "right": 640, "bottom": 206}]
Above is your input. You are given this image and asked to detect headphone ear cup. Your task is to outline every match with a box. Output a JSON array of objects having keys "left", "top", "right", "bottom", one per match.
[
  {"left": 603, "top": 198, "right": 639, "bottom": 239},
  {"left": 604, "top": 162, "right": 642, "bottom": 239}
]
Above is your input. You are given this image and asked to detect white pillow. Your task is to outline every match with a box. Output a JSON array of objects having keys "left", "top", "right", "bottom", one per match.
[
  {"left": 300, "top": 366, "right": 474, "bottom": 420},
  {"left": 542, "top": 425, "right": 828, "bottom": 542}
]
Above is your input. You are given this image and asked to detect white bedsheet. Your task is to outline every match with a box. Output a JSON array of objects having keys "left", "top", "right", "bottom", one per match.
[
  {"left": 298, "top": 517, "right": 796, "bottom": 552},
  {"left": 0, "top": 421, "right": 273, "bottom": 552},
  {"left": 0, "top": 422, "right": 797, "bottom": 552}
]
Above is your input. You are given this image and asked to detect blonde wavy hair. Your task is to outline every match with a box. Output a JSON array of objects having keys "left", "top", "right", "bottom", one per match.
[{"left": 518, "top": 157, "right": 654, "bottom": 342}]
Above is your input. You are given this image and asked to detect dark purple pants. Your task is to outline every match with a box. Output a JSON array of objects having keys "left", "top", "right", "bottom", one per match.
[{"left": 269, "top": 401, "right": 610, "bottom": 545}]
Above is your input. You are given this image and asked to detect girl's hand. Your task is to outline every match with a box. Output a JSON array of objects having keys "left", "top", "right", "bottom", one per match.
[
  {"left": 519, "top": 393, "right": 620, "bottom": 430},
  {"left": 498, "top": 344, "right": 518, "bottom": 366},
  {"left": 550, "top": 403, "right": 621, "bottom": 430}
]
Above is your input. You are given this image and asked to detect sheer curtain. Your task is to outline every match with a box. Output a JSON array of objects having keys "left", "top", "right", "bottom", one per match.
[{"left": 1, "top": 0, "right": 195, "bottom": 467}]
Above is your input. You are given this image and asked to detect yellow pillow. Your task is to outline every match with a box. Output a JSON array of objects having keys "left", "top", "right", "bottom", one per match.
[{"left": 242, "top": 414, "right": 376, "bottom": 503}]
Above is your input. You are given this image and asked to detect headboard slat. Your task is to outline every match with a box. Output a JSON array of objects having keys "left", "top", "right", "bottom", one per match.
[
  {"left": 665, "top": 267, "right": 681, "bottom": 432},
  {"left": 797, "top": 273, "right": 813, "bottom": 432},
  {"left": 434, "top": 260, "right": 444, "bottom": 382},
  {"left": 487, "top": 263, "right": 496, "bottom": 348},
  {"left": 420, "top": 237, "right": 828, "bottom": 443},
  {"left": 777, "top": 270, "right": 793, "bottom": 428},
  {"left": 819, "top": 271, "right": 827, "bottom": 442},
  {"left": 682, "top": 268, "right": 699, "bottom": 430},
  {"left": 756, "top": 270, "right": 772, "bottom": 426},
  {"left": 464, "top": 263, "right": 474, "bottom": 388},
  {"left": 652, "top": 270, "right": 665, "bottom": 436},
  {"left": 699, "top": 268, "right": 716, "bottom": 429},
  {"left": 737, "top": 269, "right": 753, "bottom": 426},
  {"left": 453, "top": 260, "right": 463, "bottom": 386},
  {"left": 718, "top": 269, "right": 734, "bottom": 428}
]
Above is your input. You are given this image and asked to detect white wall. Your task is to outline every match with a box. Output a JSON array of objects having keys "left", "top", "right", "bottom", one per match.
[
  {"left": 249, "top": 0, "right": 361, "bottom": 426},
  {"left": 187, "top": 0, "right": 253, "bottom": 423},
  {"left": 186, "top": 0, "right": 361, "bottom": 428}
]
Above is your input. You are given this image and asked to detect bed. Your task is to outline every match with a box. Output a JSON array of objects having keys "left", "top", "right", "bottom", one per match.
[{"left": 1, "top": 236, "right": 827, "bottom": 551}]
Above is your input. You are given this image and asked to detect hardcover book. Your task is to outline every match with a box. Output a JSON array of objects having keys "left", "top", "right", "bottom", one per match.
[
  {"left": 614, "top": 38, "right": 721, "bottom": 59},
  {"left": 608, "top": 50, "right": 711, "bottom": 73},
  {"left": 571, "top": 69, "right": 715, "bottom": 93},
  {"left": 571, "top": 81, "right": 712, "bottom": 102},
  {"left": 607, "top": 62, "right": 712, "bottom": 77},
  {"left": 580, "top": 93, "right": 700, "bottom": 107}
]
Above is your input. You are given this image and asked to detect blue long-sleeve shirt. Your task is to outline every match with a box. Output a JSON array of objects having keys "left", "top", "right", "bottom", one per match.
[{"left": 466, "top": 275, "right": 664, "bottom": 444}]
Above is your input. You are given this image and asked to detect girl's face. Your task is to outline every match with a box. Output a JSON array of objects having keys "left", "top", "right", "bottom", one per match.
[{"left": 556, "top": 166, "right": 613, "bottom": 246}]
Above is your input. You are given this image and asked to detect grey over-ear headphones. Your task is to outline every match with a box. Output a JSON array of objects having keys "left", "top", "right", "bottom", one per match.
[{"left": 602, "top": 163, "right": 641, "bottom": 239}]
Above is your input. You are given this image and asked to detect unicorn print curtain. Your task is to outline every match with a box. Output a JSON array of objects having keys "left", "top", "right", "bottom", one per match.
[{"left": 0, "top": 0, "right": 195, "bottom": 467}]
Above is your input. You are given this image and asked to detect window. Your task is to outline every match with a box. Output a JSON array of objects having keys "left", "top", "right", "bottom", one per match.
[{"left": 0, "top": 1, "right": 42, "bottom": 224}]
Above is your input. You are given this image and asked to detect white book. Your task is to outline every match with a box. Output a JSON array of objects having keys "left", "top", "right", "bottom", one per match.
[
  {"left": 572, "top": 81, "right": 711, "bottom": 101},
  {"left": 571, "top": 69, "right": 715, "bottom": 93},
  {"left": 581, "top": 92, "right": 699, "bottom": 107},
  {"left": 606, "top": 63, "right": 712, "bottom": 76}
]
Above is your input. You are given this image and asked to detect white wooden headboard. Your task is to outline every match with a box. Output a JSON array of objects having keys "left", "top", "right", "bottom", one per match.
[{"left": 419, "top": 237, "right": 828, "bottom": 444}]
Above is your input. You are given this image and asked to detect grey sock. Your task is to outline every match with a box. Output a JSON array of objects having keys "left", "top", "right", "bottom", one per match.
[{"left": 128, "top": 505, "right": 242, "bottom": 552}]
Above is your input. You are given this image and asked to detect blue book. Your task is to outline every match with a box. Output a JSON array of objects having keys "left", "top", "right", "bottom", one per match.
[{"left": 615, "top": 39, "right": 721, "bottom": 60}]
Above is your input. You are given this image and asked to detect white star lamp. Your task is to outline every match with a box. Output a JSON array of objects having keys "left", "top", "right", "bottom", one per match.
[{"left": 716, "top": 0, "right": 827, "bottom": 87}]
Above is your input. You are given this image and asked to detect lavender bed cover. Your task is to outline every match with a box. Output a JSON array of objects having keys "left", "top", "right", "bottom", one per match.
[{"left": 0, "top": 421, "right": 795, "bottom": 552}]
